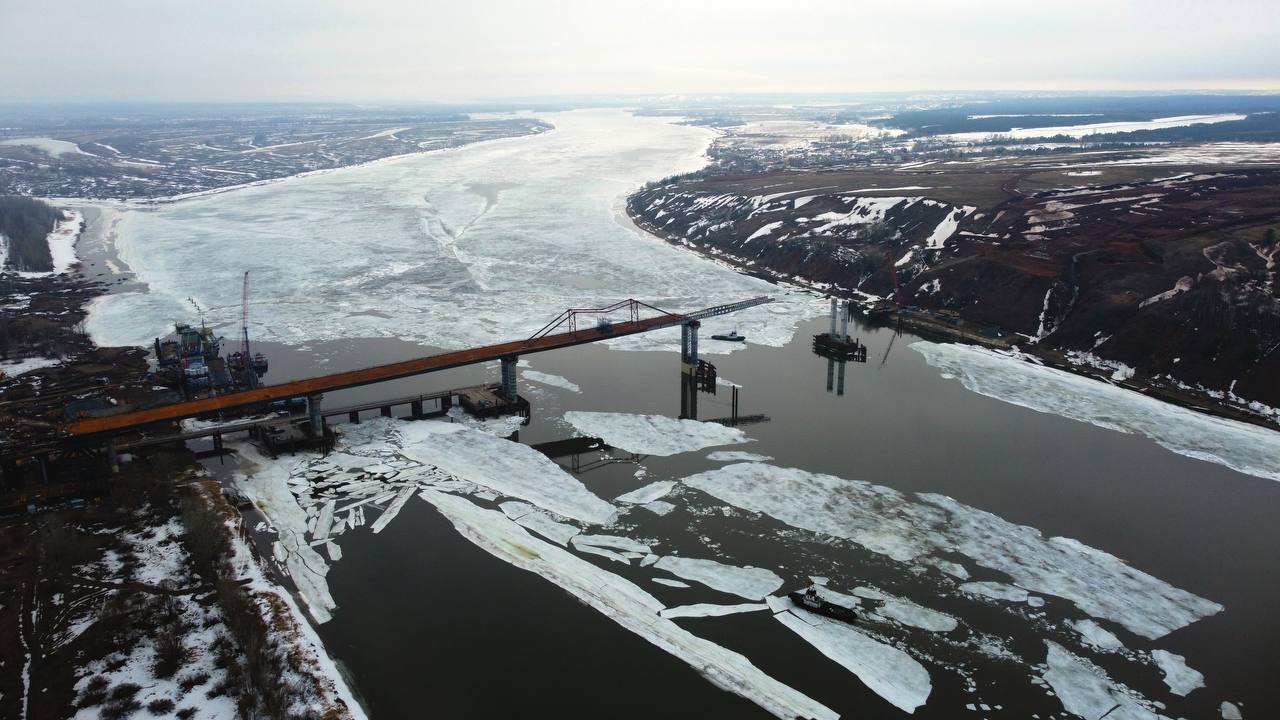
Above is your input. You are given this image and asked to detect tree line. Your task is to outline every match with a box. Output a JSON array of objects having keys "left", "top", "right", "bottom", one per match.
[{"left": 0, "top": 195, "right": 63, "bottom": 272}]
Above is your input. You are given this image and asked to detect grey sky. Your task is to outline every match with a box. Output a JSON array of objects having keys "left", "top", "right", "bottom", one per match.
[{"left": 2, "top": 0, "right": 1277, "bottom": 102}]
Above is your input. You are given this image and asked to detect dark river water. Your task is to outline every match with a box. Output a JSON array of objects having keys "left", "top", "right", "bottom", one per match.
[{"left": 200, "top": 313, "right": 1280, "bottom": 720}]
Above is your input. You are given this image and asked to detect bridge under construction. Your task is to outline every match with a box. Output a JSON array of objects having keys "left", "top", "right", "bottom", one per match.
[{"left": 3, "top": 296, "right": 772, "bottom": 487}]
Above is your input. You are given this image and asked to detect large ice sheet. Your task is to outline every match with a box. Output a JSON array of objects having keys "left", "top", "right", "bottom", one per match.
[
  {"left": 653, "top": 556, "right": 783, "bottom": 600},
  {"left": 85, "top": 110, "right": 821, "bottom": 353},
  {"left": 564, "top": 411, "right": 750, "bottom": 456},
  {"left": 418, "top": 489, "right": 836, "bottom": 720},
  {"left": 684, "top": 462, "right": 1221, "bottom": 639},
  {"left": 1150, "top": 649, "right": 1204, "bottom": 697},
  {"left": 912, "top": 341, "right": 1280, "bottom": 482},
  {"left": 614, "top": 480, "right": 675, "bottom": 504},
  {"left": 1042, "top": 641, "right": 1168, "bottom": 720},
  {"left": 393, "top": 419, "right": 617, "bottom": 525},
  {"left": 660, "top": 603, "right": 768, "bottom": 619},
  {"left": 775, "top": 605, "right": 932, "bottom": 713}
]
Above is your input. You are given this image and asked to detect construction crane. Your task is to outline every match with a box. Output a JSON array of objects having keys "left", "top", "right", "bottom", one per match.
[
  {"left": 240, "top": 271, "right": 251, "bottom": 360},
  {"left": 231, "top": 271, "right": 268, "bottom": 388},
  {"left": 880, "top": 250, "right": 907, "bottom": 368}
]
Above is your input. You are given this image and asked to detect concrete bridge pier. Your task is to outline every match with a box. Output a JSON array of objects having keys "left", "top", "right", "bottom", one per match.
[
  {"left": 500, "top": 356, "right": 518, "bottom": 402},
  {"left": 829, "top": 297, "right": 838, "bottom": 335},
  {"left": 308, "top": 394, "right": 325, "bottom": 437},
  {"left": 107, "top": 438, "right": 120, "bottom": 474},
  {"left": 840, "top": 299, "right": 852, "bottom": 341},
  {"left": 680, "top": 320, "right": 700, "bottom": 374}
]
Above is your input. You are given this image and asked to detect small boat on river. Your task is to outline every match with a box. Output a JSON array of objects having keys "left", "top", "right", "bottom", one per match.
[
  {"left": 788, "top": 584, "right": 858, "bottom": 623},
  {"left": 711, "top": 330, "right": 746, "bottom": 342}
]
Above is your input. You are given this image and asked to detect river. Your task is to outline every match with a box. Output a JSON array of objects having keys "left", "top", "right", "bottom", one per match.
[{"left": 81, "top": 110, "right": 1279, "bottom": 720}]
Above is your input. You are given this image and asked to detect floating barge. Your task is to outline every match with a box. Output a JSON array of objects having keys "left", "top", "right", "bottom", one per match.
[{"left": 812, "top": 332, "right": 868, "bottom": 361}]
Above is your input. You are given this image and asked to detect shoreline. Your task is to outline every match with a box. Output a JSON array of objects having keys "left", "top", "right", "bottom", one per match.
[
  {"left": 626, "top": 203, "right": 1280, "bottom": 436},
  {"left": 0, "top": 209, "right": 368, "bottom": 717},
  {"left": 40, "top": 120, "right": 556, "bottom": 207}
]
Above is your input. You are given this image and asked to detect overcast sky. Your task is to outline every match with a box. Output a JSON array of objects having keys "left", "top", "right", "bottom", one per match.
[{"left": 2, "top": 0, "right": 1278, "bottom": 103}]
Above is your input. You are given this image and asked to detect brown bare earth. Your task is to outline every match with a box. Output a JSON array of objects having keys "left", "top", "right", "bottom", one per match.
[{"left": 630, "top": 163, "right": 1280, "bottom": 413}]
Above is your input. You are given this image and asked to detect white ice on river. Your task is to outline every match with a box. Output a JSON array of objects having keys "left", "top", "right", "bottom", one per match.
[
  {"left": 419, "top": 488, "right": 837, "bottom": 720},
  {"left": 85, "top": 110, "right": 822, "bottom": 353},
  {"left": 684, "top": 462, "right": 1221, "bottom": 639},
  {"left": 774, "top": 599, "right": 933, "bottom": 713},
  {"left": 1041, "top": 641, "right": 1168, "bottom": 720},
  {"left": 1149, "top": 649, "right": 1204, "bottom": 696},
  {"left": 653, "top": 555, "right": 783, "bottom": 600},
  {"left": 563, "top": 411, "right": 750, "bottom": 456},
  {"left": 390, "top": 419, "right": 617, "bottom": 525},
  {"left": 912, "top": 341, "right": 1280, "bottom": 482}
]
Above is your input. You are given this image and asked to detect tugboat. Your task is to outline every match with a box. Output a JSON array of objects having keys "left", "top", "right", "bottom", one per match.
[
  {"left": 789, "top": 584, "right": 858, "bottom": 623},
  {"left": 710, "top": 330, "right": 746, "bottom": 342}
]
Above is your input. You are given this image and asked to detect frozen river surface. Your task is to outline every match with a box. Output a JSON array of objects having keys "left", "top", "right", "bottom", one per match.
[
  {"left": 85, "top": 110, "right": 1280, "bottom": 720},
  {"left": 88, "top": 109, "right": 815, "bottom": 352}
]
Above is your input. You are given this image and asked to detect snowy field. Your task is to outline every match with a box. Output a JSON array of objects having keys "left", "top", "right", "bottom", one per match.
[{"left": 85, "top": 110, "right": 823, "bottom": 355}]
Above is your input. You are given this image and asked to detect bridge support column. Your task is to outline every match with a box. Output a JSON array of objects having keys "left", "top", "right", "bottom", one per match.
[
  {"left": 826, "top": 357, "right": 835, "bottom": 392},
  {"left": 836, "top": 358, "right": 847, "bottom": 397},
  {"left": 307, "top": 395, "right": 324, "bottom": 437},
  {"left": 107, "top": 438, "right": 120, "bottom": 474},
  {"left": 840, "top": 299, "right": 852, "bottom": 341},
  {"left": 500, "top": 356, "right": 518, "bottom": 402},
  {"left": 349, "top": 411, "right": 360, "bottom": 424},
  {"left": 680, "top": 320, "right": 700, "bottom": 374},
  {"left": 829, "top": 297, "right": 838, "bottom": 335},
  {"left": 411, "top": 400, "right": 423, "bottom": 418},
  {"left": 380, "top": 406, "right": 392, "bottom": 418}
]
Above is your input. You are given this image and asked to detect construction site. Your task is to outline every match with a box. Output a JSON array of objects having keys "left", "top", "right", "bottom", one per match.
[{"left": 0, "top": 290, "right": 772, "bottom": 510}]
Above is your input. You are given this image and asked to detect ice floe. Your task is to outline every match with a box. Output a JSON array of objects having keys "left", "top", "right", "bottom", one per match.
[
  {"left": 614, "top": 480, "right": 675, "bottom": 504},
  {"left": 418, "top": 488, "right": 837, "bottom": 720},
  {"left": 660, "top": 602, "right": 768, "bottom": 619},
  {"left": 563, "top": 411, "right": 750, "bottom": 456},
  {"left": 912, "top": 341, "right": 1280, "bottom": 482},
  {"left": 392, "top": 419, "right": 617, "bottom": 524},
  {"left": 1149, "top": 649, "right": 1204, "bottom": 696},
  {"left": 652, "top": 578, "right": 690, "bottom": 589},
  {"left": 960, "top": 581, "right": 1030, "bottom": 603},
  {"left": 1042, "top": 641, "right": 1166, "bottom": 720},
  {"left": 572, "top": 533, "right": 652, "bottom": 555},
  {"left": 653, "top": 555, "right": 783, "bottom": 600},
  {"left": 684, "top": 462, "right": 1221, "bottom": 639},
  {"left": 521, "top": 368, "right": 581, "bottom": 393},
  {"left": 706, "top": 450, "right": 774, "bottom": 462},
  {"left": 1071, "top": 619, "right": 1124, "bottom": 650},
  {"left": 774, "top": 600, "right": 932, "bottom": 713}
]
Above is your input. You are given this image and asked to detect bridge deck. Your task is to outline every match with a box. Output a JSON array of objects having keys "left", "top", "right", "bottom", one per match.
[{"left": 65, "top": 314, "right": 684, "bottom": 437}]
